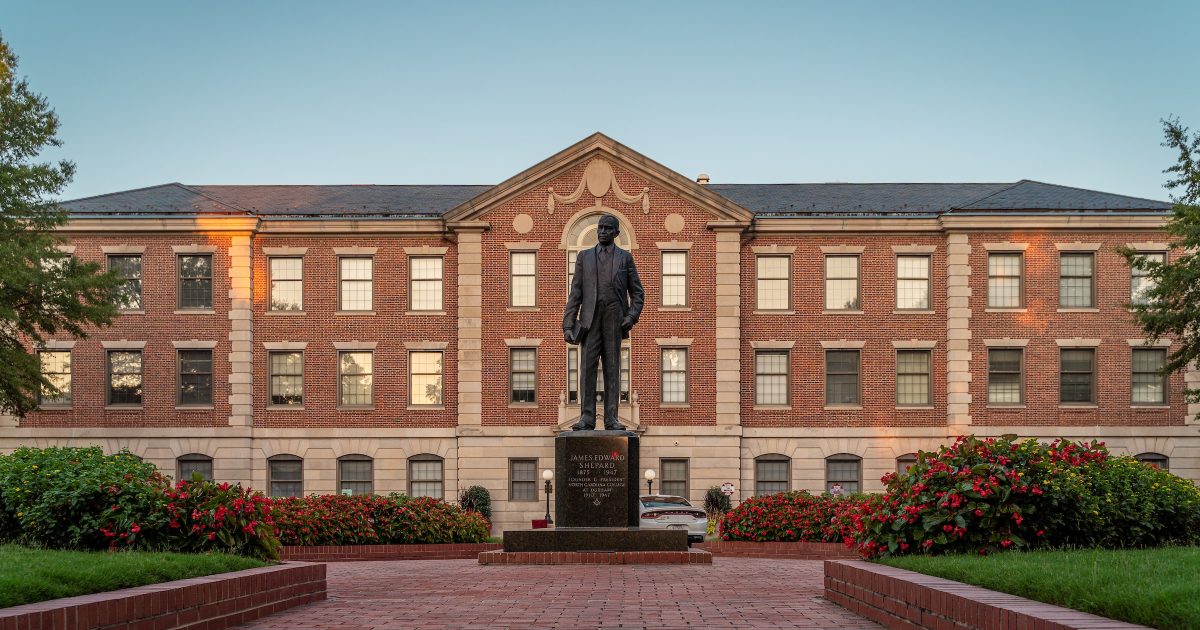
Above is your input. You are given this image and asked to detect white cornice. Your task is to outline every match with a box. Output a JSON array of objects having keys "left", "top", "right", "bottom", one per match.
[{"left": 61, "top": 217, "right": 260, "bottom": 232}]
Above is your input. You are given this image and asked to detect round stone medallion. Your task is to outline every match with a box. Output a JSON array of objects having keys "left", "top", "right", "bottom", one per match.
[
  {"left": 512, "top": 213, "right": 534, "bottom": 234},
  {"left": 664, "top": 213, "right": 685, "bottom": 234}
]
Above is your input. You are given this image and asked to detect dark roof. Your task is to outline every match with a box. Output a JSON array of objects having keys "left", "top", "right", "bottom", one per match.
[{"left": 62, "top": 180, "right": 1171, "bottom": 218}]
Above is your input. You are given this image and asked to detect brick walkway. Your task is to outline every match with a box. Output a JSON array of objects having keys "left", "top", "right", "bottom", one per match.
[{"left": 238, "top": 558, "right": 881, "bottom": 629}]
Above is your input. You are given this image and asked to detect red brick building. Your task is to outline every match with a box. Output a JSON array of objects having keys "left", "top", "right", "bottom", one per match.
[{"left": 3, "top": 134, "right": 1195, "bottom": 533}]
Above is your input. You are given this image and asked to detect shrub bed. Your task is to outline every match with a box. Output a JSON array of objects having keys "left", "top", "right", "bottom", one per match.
[
  {"left": 850, "top": 435, "right": 1200, "bottom": 558},
  {"left": 271, "top": 494, "right": 490, "bottom": 546},
  {"left": 719, "top": 491, "right": 873, "bottom": 543}
]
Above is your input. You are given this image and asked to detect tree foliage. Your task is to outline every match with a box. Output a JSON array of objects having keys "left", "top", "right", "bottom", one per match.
[
  {"left": 1122, "top": 118, "right": 1200, "bottom": 404},
  {"left": 0, "top": 34, "right": 119, "bottom": 416}
]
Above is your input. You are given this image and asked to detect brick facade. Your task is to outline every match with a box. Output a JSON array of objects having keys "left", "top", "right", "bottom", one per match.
[{"left": 2, "top": 134, "right": 1196, "bottom": 534}]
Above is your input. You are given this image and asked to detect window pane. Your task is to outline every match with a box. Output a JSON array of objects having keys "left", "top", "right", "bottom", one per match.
[
  {"left": 755, "top": 351, "right": 788, "bottom": 405},
  {"left": 896, "top": 351, "right": 930, "bottom": 405},
  {"left": 179, "top": 458, "right": 213, "bottom": 482},
  {"left": 109, "top": 351, "right": 143, "bottom": 405},
  {"left": 411, "top": 257, "right": 443, "bottom": 311},
  {"left": 269, "top": 352, "right": 304, "bottom": 405},
  {"left": 1060, "top": 349, "right": 1094, "bottom": 403},
  {"left": 339, "top": 459, "right": 373, "bottom": 495},
  {"left": 511, "top": 460, "right": 537, "bottom": 501},
  {"left": 756, "top": 256, "right": 789, "bottom": 310},
  {"left": 178, "top": 255, "right": 213, "bottom": 309},
  {"left": 825, "top": 256, "right": 860, "bottom": 310},
  {"left": 1132, "top": 349, "right": 1166, "bottom": 404},
  {"left": 896, "top": 255, "right": 930, "bottom": 310},
  {"left": 1131, "top": 252, "right": 1165, "bottom": 303},
  {"left": 511, "top": 348, "right": 536, "bottom": 403},
  {"left": 339, "top": 352, "right": 373, "bottom": 406},
  {"left": 39, "top": 351, "right": 72, "bottom": 405},
  {"left": 270, "top": 257, "right": 303, "bottom": 311},
  {"left": 988, "top": 254, "right": 1022, "bottom": 308},
  {"left": 410, "top": 459, "right": 443, "bottom": 498},
  {"left": 511, "top": 252, "right": 536, "bottom": 307},
  {"left": 178, "top": 350, "right": 213, "bottom": 405},
  {"left": 269, "top": 458, "right": 302, "bottom": 497},
  {"left": 661, "top": 348, "right": 687, "bottom": 404},
  {"left": 755, "top": 459, "right": 788, "bottom": 496},
  {"left": 989, "top": 374, "right": 1022, "bottom": 404},
  {"left": 410, "top": 352, "right": 443, "bottom": 405},
  {"left": 109, "top": 255, "right": 143, "bottom": 310},
  {"left": 826, "top": 351, "right": 859, "bottom": 405},
  {"left": 662, "top": 252, "right": 687, "bottom": 307},
  {"left": 340, "top": 258, "right": 373, "bottom": 310},
  {"left": 567, "top": 347, "right": 579, "bottom": 404}
]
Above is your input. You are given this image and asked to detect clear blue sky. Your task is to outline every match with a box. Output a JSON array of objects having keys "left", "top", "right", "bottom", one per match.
[{"left": 4, "top": 1, "right": 1199, "bottom": 201}]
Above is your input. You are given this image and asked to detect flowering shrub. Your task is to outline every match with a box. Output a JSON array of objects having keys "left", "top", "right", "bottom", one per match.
[
  {"left": 719, "top": 491, "right": 873, "bottom": 543},
  {"left": 156, "top": 476, "right": 280, "bottom": 560},
  {"left": 849, "top": 435, "right": 1138, "bottom": 558},
  {"left": 271, "top": 494, "right": 489, "bottom": 546},
  {"left": 1065, "top": 455, "right": 1200, "bottom": 548},
  {"left": 0, "top": 446, "right": 168, "bottom": 550}
]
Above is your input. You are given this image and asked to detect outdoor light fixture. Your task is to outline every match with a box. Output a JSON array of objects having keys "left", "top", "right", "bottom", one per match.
[
  {"left": 541, "top": 469, "right": 554, "bottom": 525},
  {"left": 645, "top": 468, "right": 656, "bottom": 495}
]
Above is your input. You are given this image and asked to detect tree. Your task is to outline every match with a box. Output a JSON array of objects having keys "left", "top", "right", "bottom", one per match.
[
  {"left": 1121, "top": 117, "right": 1200, "bottom": 405},
  {"left": 0, "top": 33, "right": 119, "bottom": 416}
]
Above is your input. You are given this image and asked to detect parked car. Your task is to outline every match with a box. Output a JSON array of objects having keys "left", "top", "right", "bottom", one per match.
[{"left": 638, "top": 495, "right": 707, "bottom": 543}]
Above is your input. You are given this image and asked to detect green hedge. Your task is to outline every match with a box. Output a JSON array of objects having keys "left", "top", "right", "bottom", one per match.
[{"left": 271, "top": 494, "right": 490, "bottom": 546}]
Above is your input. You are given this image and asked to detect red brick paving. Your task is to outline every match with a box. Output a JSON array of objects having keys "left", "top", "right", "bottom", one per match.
[{"left": 237, "top": 558, "right": 881, "bottom": 629}]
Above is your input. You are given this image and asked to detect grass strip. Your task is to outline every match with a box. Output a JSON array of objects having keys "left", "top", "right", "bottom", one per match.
[
  {"left": 0, "top": 544, "right": 268, "bottom": 608},
  {"left": 879, "top": 546, "right": 1200, "bottom": 630}
]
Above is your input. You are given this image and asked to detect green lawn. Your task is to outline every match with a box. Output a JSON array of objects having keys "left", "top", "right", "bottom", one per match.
[
  {"left": 879, "top": 546, "right": 1200, "bottom": 630},
  {"left": 0, "top": 545, "right": 268, "bottom": 608}
]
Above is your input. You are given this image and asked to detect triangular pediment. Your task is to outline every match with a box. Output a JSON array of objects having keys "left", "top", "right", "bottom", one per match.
[{"left": 443, "top": 133, "right": 753, "bottom": 225}]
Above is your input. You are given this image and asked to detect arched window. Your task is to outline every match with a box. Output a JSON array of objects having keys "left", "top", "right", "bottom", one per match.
[
  {"left": 1135, "top": 452, "right": 1169, "bottom": 472},
  {"left": 408, "top": 454, "right": 444, "bottom": 498},
  {"left": 177, "top": 453, "right": 213, "bottom": 482},
  {"left": 826, "top": 454, "right": 862, "bottom": 494},
  {"left": 896, "top": 453, "right": 918, "bottom": 476},
  {"left": 338, "top": 454, "right": 374, "bottom": 496},
  {"left": 268, "top": 454, "right": 303, "bottom": 497},
  {"left": 563, "top": 212, "right": 634, "bottom": 291},
  {"left": 754, "top": 454, "right": 790, "bottom": 496}
]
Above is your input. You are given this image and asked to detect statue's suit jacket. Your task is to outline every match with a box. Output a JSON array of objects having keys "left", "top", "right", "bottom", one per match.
[{"left": 562, "top": 244, "right": 645, "bottom": 341}]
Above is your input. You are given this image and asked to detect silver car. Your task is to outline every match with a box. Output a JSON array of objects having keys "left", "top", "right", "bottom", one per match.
[{"left": 638, "top": 495, "right": 707, "bottom": 544}]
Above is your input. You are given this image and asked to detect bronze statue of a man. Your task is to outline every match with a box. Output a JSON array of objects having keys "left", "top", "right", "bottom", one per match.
[{"left": 562, "top": 214, "right": 645, "bottom": 430}]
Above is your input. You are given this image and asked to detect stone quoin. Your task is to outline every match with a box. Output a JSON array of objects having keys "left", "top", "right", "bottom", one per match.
[{"left": 3, "top": 133, "right": 1196, "bottom": 535}]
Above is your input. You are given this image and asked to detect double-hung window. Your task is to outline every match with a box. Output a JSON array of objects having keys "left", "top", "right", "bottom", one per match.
[
  {"left": 339, "top": 257, "right": 373, "bottom": 311},
  {"left": 269, "top": 351, "right": 304, "bottom": 406},
  {"left": 268, "top": 455, "right": 303, "bottom": 497},
  {"left": 338, "top": 351, "right": 373, "bottom": 407},
  {"left": 895, "top": 255, "right": 930, "bottom": 310},
  {"left": 108, "top": 255, "right": 143, "bottom": 310},
  {"left": 338, "top": 455, "right": 373, "bottom": 495},
  {"left": 410, "top": 351, "right": 444, "bottom": 406},
  {"left": 754, "top": 350, "right": 789, "bottom": 406},
  {"left": 825, "top": 255, "right": 860, "bottom": 310},
  {"left": 269, "top": 257, "right": 303, "bottom": 311},
  {"left": 661, "top": 251, "right": 688, "bottom": 307},
  {"left": 410, "top": 256, "right": 443, "bottom": 311},
  {"left": 660, "top": 459, "right": 688, "bottom": 497},
  {"left": 1131, "top": 348, "right": 1167, "bottom": 405},
  {"left": 178, "top": 254, "right": 212, "bottom": 309},
  {"left": 1060, "top": 348, "right": 1096, "bottom": 404},
  {"left": 510, "top": 348, "right": 536, "bottom": 403},
  {"left": 510, "top": 252, "right": 536, "bottom": 307},
  {"left": 178, "top": 454, "right": 213, "bottom": 482},
  {"left": 987, "top": 348, "right": 1024, "bottom": 405},
  {"left": 825, "top": 350, "right": 860, "bottom": 406},
  {"left": 755, "top": 455, "right": 789, "bottom": 496},
  {"left": 38, "top": 350, "right": 72, "bottom": 406},
  {"left": 660, "top": 348, "right": 688, "bottom": 404},
  {"left": 177, "top": 349, "right": 213, "bottom": 406},
  {"left": 987, "top": 253, "right": 1023, "bottom": 308},
  {"left": 756, "top": 255, "right": 790, "bottom": 311},
  {"left": 1059, "top": 253, "right": 1095, "bottom": 308},
  {"left": 510, "top": 459, "right": 538, "bottom": 502},
  {"left": 895, "top": 350, "right": 931, "bottom": 406},
  {"left": 408, "top": 455, "right": 443, "bottom": 498},
  {"left": 1131, "top": 252, "right": 1165, "bottom": 304},
  {"left": 108, "top": 350, "right": 143, "bottom": 406}
]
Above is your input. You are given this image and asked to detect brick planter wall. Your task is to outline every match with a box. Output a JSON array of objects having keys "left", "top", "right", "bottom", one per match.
[
  {"left": 280, "top": 543, "right": 502, "bottom": 562},
  {"left": 0, "top": 562, "right": 325, "bottom": 630},
  {"left": 695, "top": 541, "right": 857, "bottom": 560},
  {"left": 824, "top": 560, "right": 1148, "bottom": 630}
]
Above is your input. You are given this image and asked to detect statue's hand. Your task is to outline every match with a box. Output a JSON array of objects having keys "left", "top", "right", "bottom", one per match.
[
  {"left": 621, "top": 316, "right": 635, "bottom": 332},
  {"left": 563, "top": 328, "right": 577, "bottom": 345}
]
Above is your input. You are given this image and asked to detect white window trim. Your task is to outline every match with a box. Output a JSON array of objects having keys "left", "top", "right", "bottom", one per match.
[
  {"left": 1127, "top": 339, "right": 1172, "bottom": 347},
  {"left": 404, "top": 246, "right": 449, "bottom": 255},
  {"left": 404, "top": 341, "right": 450, "bottom": 350},
  {"left": 503, "top": 241, "right": 543, "bottom": 250},
  {"left": 333, "top": 341, "right": 379, "bottom": 351},
  {"left": 983, "top": 242, "right": 1029, "bottom": 251},
  {"left": 819, "top": 245, "right": 865, "bottom": 254},
  {"left": 750, "top": 340, "right": 796, "bottom": 350},
  {"left": 655, "top": 337, "right": 694, "bottom": 347},
  {"left": 504, "top": 337, "right": 543, "bottom": 347},
  {"left": 101, "top": 245, "right": 146, "bottom": 254},
  {"left": 820, "top": 340, "right": 866, "bottom": 349},
  {"left": 891, "top": 244, "right": 937, "bottom": 254},
  {"left": 1054, "top": 242, "right": 1102, "bottom": 251},
  {"left": 172, "top": 244, "right": 218, "bottom": 254},
  {"left": 101, "top": 340, "right": 147, "bottom": 350},
  {"left": 1055, "top": 338, "right": 1102, "bottom": 347},
  {"left": 892, "top": 340, "right": 937, "bottom": 349},
  {"left": 40, "top": 340, "right": 77, "bottom": 350},
  {"left": 984, "top": 338, "right": 1030, "bottom": 347},
  {"left": 263, "top": 246, "right": 308, "bottom": 256},
  {"left": 751, "top": 245, "right": 796, "bottom": 255},
  {"left": 333, "top": 246, "right": 377, "bottom": 255}
]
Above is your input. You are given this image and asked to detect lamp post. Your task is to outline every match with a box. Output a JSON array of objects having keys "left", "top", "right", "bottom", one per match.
[
  {"left": 645, "top": 469, "right": 656, "bottom": 495},
  {"left": 542, "top": 469, "right": 554, "bottom": 526}
]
